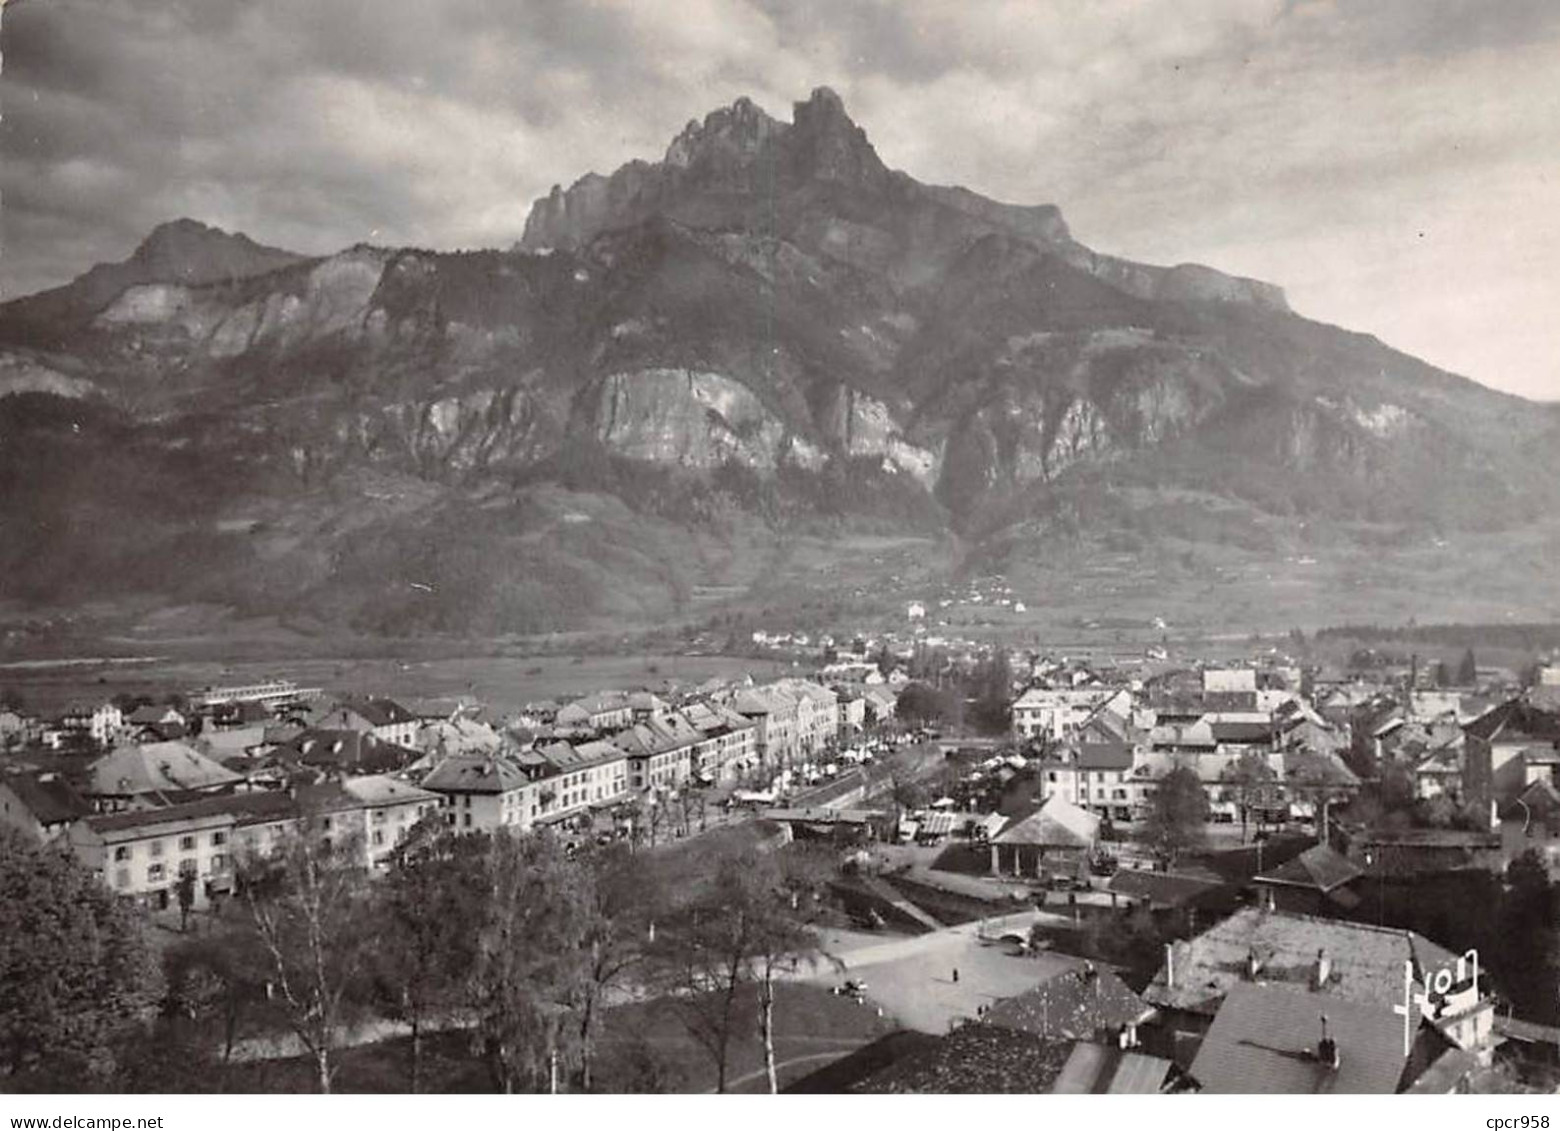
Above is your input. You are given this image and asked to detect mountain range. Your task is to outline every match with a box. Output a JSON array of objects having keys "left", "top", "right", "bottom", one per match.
[{"left": 2, "top": 87, "right": 1557, "bottom": 646}]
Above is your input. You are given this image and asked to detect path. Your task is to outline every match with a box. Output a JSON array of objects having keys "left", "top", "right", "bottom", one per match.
[
  {"left": 713, "top": 1038, "right": 877, "bottom": 1094},
  {"left": 855, "top": 873, "right": 944, "bottom": 932}
]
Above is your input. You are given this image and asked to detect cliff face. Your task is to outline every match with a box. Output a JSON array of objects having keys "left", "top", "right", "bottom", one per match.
[{"left": 0, "top": 87, "right": 1552, "bottom": 632}]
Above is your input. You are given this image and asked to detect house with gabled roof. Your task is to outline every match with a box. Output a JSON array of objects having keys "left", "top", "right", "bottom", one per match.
[
  {"left": 0, "top": 770, "right": 91, "bottom": 843},
  {"left": 555, "top": 691, "right": 633, "bottom": 735},
  {"left": 1142, "top": 907, "right": 1493, "bottom": 1073},
  {"left": 1188, "top": 982, "right": 1422, "bottom": 1093},
  {"left": 1463, "top": 698, "right": 1560, "bottom": 824},
  {"left": 1253, "top": 843, "right": 1364, "bottom": 915},
  {"left": 295, "top": 774, "right": 440, "bottom": 870},
  {"left": 984, "top": 964, "right": 1155, "bottom": 1046},
  {"left": 989, "top": 795, "right": 1099, "bottom": 878},
  {"left": 85, "top": 741, "right": 243, "bottom": 811},
  {"left": 68, "top": 790, "right": 298, "bottom": 910},
  {"left": 421, "top": 752, "right": 541, "bottom": 834}
]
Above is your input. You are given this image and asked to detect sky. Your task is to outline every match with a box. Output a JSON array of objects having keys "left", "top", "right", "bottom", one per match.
[{"left": 1, "top": 0, "right": 1557, "bottom": 400}]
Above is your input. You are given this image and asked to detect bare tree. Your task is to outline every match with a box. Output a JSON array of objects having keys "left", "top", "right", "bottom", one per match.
[
  {"left": 241, "top": 821, "right": 371, "bottom": 1094},
  {"left": 573, "top": 840, "right": 664, "bottom": 1091},
  {"left": 654, "top": 845, "right": 833, "bottom": 1093}
]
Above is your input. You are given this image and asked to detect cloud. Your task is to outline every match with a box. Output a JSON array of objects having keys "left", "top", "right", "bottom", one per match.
[{"left": 1, "top": 0, "right": 1556, "bottom": 399}]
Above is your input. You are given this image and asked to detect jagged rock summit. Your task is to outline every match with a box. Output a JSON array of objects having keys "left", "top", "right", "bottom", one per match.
[
  {"left": 0, "top": 86, "right": 1554, "bottom": 637},
  {"left": 519, "top": 87, "right": 1286, "bottom": 313}
]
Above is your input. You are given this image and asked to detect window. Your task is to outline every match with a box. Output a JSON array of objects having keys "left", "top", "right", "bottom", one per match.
[
  {"left": 146, "top": 863, "right": 165, "bottom": 882},
  {"left": 211, "top": 831, "right": 227, "bottom": 847},
  {"left": 113, "top": 845, "right": 132, "bottom": 862},
  {"left": 210, "top": 854, "right": 228, "bottom": 873},
  {"left": 463, "top": 813, "right": 472, "bottom": 828},
  {"left": 179, "top": 858, "right": 198, "bottom": 877},
  {"left": 178, "top": 835, "right": 196, "bottom": 851},
  {"left": 1047, "top": 772, "right": 1057, "bottom": 783},
  {"left": 372, "top": 830, "right": 384, "bottom": 846},
  {"left": 114, "top": 868, "right": 130, "bottom": 889},
  {"left": 322, "top": 817, "right": 333, "bottom": 832},
  {"left": 149, "top": 840, "right": 165, "bottom": 858}
]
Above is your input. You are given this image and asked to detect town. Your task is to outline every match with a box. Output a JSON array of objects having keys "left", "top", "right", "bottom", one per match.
[{"left": 3, "top": 625, "right": 1558, "bottom": 1094}]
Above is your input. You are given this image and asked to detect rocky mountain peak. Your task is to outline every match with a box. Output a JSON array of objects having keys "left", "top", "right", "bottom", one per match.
[
  {"left": 787, "top": 85, "right": 889, "bottom": 190},
  {"left": 128, "top": 217, "right": 302, "bottom": 283},
  {"left": 663, "top": 94, "right": 787, "bottom": 172}
]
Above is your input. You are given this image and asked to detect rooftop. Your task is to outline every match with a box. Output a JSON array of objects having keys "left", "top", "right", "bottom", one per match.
[
  {"left": 87, "top": 741, "right": 242, "bottom": 798},
  {"left": 1255, "top": 843, "right": 1364, "bottom": 893},
  {"left": 983, "top": 966, "right": 1152, "bottom": 1042},
  {"left": 1188, "top": 982, "right": 1410, "bottom": 1094},
  {"left": 1143, "top": 907, "right": 1460, "bottom": 1016}
]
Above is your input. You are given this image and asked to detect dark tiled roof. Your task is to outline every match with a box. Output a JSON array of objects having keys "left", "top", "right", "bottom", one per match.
[
  {"left": 1143, "top": 907, "right": 1460, "bottom": 1015},
  {"left": 1188, "top": 982, "right": 1408, "bottom": 1094},
  {"left": 85, "top": 790, "right": 297, "bottom": 837},
  {"left": 421, "top": 753, "right": 529, "bottom": 794},
  {"left": 852, "top": 1024, "right": 1074, "bottom": 1093},
  {"left": 1075, "top": 742, "right": 1134, "bottom": 771},
  {"left": 2, "top": 773, "right": 90, "bottom": 826},
  {"left": 1108, "top": 868, "right": 1226, "bottom": 909},
  {"left": 1255, "top": 844, "right": 1364, "bottom": 893},
  {"left": 1464, "top": 699, "right": 1560, "bottom": 744},
  {"left": 983, "top": 967, "right": 1152, "bottom": 1041},
  {"left": 1211, "top": 721, "right": 1274, "bottom": 745},
  {"left": 1051, "top": 1043, "right": 1173, "bottom": 1094}
]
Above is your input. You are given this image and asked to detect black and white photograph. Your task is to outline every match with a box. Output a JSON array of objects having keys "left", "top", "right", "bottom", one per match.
[{"left": 1, "top": 0, "right": 1558, "bottom": 1106}]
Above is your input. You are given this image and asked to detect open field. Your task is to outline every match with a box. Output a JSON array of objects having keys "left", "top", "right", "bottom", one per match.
[
  {"left": 210, "top": 982, "right": 889, "bottom": 1094},
  {"left": 0, "top": 651, "right": 795, "bottom": 717}
]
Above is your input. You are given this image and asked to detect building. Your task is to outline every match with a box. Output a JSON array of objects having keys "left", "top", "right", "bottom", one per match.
[
  {"left": 1464, "top": 699, "right": 1560, "bottom": 825},
  {"left": 61, "top": 701, "right": 123, "bottom": 747},
  {"left": 302, "top": 774, "right": 441, "bottom": 869},
  {"left": 533, "top": 739, "right": 629, "bottom": 824},
  {"left": 988, "top": 795, "right": 1099, "bottom": 878},
  {"left": 733, "top": 686, "right": 799, "bottom": 769},
  {"left": 984, "top": 965, "right": 1155, "bottom": 1046},
  {"left": 84, "top": 741, "right": 244, "bottom": 811},
  {"left": 555, "top": 692, "right": 633, "bottom": 735},
  {"left": 312, "top": 698, "right": 420, "bottom": 749},
  {"left": 1187, "top": 982, "right": 1413, "bottom": 1093},
  {"left": 421, "top": 752, "right": 541, "bottom": 833},
  {"left": 1142, "top": 907, "right": 1493, "bottom": 1072},
  {"left": 1252, "top": 843, "right": 1364, "bottom": 915},
  {"left": 1012, "top": 688, "right": 1113, "bottom": 742},
  {"left": 67, "top": 791, "right": 298, "bottom": 910},
  {"left": 190, "top": 679, "right": 319, "bottom": 709},
  {"left": 0, "top": 771, "right": 90, "bottom": 844}
]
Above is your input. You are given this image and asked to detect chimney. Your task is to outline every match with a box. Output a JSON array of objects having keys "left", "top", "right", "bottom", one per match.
[
  {"left": 1316, "top": 1014, "right": 1340, "bottom": 1070},
  {"left": 1165, "top": 943, "right": 1175, "bottom": 989},
  {"left": 1313, "top": 947, "right": 1332, "bottom": 989}
]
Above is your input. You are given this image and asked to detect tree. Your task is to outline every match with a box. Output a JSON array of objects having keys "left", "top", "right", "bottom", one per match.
[
  {"left": 0, "top": 829, "right": 162, "bottom": 1088},
  {"left": 895, "top": 682, "right": 943, "bottom": 727},
  {"left": 370, "top": 826, "right": 487, "bottom": 1092},
  {"left": 470, "top": 832, "right": 592, "bottom": 1093},
  {"left": 751, "top": 846, "right": 834, "bottom": 1093},
  {"left": 242, "top": 820, "right": 372, "bottom": 1094},
  {"left": 1220, "top": 751, "right": 1278, "bottom": 844},
  {"left": 1456, "top": 647, "right": 1479, "bottom": 686},
  {"left": 573, "top": 840, "right": 663, "bottom": 1091},
  {"left": 1137, "top": 765, "right": 1209, "bottom": 868},
  {"left": 653, "top": 845, "right": 830, "bottom": 1093},
  {"left": 175, "top": 871, "right": 196, "bottom": 933}
]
